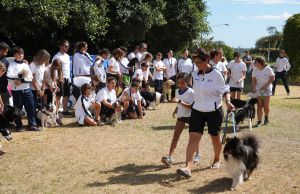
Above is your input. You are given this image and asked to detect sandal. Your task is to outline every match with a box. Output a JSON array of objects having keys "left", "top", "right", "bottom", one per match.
[
  {"left": 210, "top": 161, "right": 221, "bottom": 169},
  {"left": 176, "top": 168, "right": 192, "bottom": 178}
]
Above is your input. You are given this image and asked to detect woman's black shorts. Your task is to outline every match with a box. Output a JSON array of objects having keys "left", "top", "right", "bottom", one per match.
[{"left": 189, "top": 108, "right": 224, "bottom": 136}]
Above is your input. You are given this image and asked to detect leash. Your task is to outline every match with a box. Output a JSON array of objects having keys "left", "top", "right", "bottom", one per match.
[{"left": 222, "top": 111, "right": 237, "bottom": 144}]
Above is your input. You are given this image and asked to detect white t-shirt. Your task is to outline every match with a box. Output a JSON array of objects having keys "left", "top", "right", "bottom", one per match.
[
  {"left": 163, "top": 57, "right": 177, "bottom": 78},
  {"left": 30, "top": 62, "right": 47, "bottom": 90},
  {"left": 7, "top": 60, "right": 33, "bottom": 91},
  {"left": 75, "top": 95, "right": 92, "bottom": 124},
  {"left": 52, "top": 52, "right": 71, "bottom": 80},
  {"left": 177, "top": 58, "right": 194, "bottom": 74},
  {"left": 93, "top": 60, "right": 106, "bottom": 83},
  {"left": 210, "top": 60, "right": 227, "bottom": 75},
  {"left": 44, "top": 66, "right": 58, "bottom": 89},
  {"left": 192, "top": 69, "right": 229, "bottom": 112},
  {"left": 120, "top": 87, "right": 142, "bottom": 105},
  {"left": 176, "top": 87, "right": 194, "bottom": 118},
  {"left": 107, "top": 57, "right": 120, "bottom": 74},
  {"left": 127, "top": 52, "right": 136, "bottom": 60},
  {"left": 73, "top": 52, "right": 93, "bottom": 76},
  {"left": 252, "top": 66, "right": 275, "bottom": 96},
  {"left": 95, "top": 87, "right": 117, "bottom": 104},
  {"left": 119, "top": 57, "right": 130, "bottom": 74},
  {"left": 275, "top": 57, "right": 291, "bottom": 72},
  {"left": 153, "top": 60, "right": 165, "bottom": 80},
  {"left": 227, "top": 60, "right": 247, "bottom": 88}
]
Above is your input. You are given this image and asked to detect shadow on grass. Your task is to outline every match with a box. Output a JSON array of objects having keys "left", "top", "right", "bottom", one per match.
[
  {"left": 87, "top": 163, "right": 188, "bottom": 187},
  {"left": 152, "top": 125, "right": 188, "bottom": 130},
  {"left": 188, "top": 177, "right": 232, "bottom": 193},
  {"left": 283, "top": 97, "right": 300, "bottom": 100}
]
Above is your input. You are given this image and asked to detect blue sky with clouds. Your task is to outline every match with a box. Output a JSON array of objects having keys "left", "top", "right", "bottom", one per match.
[{"left": 206, "top": 0, "right": 300, "bottom": 48}]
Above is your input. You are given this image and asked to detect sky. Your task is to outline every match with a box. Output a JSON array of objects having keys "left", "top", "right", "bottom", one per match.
[{"left": 206, "top": 0, "right": 300, "bottom": 48}]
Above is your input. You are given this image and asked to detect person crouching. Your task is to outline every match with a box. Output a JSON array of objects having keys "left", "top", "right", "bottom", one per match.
[{"left": 75, "top": 83, "right": 100, "bottom": 126}]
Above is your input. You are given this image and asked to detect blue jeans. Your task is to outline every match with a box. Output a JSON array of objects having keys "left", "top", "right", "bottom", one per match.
[{"left": 12, "top": 89, "right": 37, "bottom": 128}]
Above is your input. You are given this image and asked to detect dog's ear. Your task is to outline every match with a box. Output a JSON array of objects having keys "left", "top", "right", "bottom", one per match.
[{"left": 225, "top": 137, "right": 231, "bottom": 143}]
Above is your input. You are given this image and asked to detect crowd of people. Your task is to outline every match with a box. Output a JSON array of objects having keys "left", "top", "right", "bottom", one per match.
[{"left": 0, "top": 40, "right": 291, "bottom": 174}]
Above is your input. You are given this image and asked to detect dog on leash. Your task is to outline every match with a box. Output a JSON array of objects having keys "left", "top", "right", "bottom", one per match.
[
  {"left": 0, "top": 105, "right": 25, "bottom": 156},
  {"left": 36, "top": 105, "right": 51, "bottom": 129},
  {"left": 230, "top": 93, "right": 257, "bottom": 131},
  {"left": 162, "top": 79, "right": 175, "bottom": 102},
  {"left": 223, "top": 134, "right": 260, "bottom": 190}
]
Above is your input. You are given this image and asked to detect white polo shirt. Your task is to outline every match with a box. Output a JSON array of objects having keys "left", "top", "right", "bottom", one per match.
[
  {"left": 210, "top": 60, "right": 227, "bottom": 75},
  {"left": 119, "top": 57, "right": 130, "bottom": 74},
  {"left": 52, "top": 52, "right": 71, "bottom": 80},
  {"left": 73, "top": 52, "right": 93, "bottom": 76},
  {"left": 120, "top": 87, "right": 142, "bottom": 105},
  {"left": 176, "top": 87, "right": 194, "bottom": 118},
  {"left": 95, "top": 87, "right": 117, "bottom": 104},
  {"left": 227, "top": 60, "right": 247, "bottom": 88},
  {"left": 163, "top": 57, "right": 177, "bottom": 78},
  {"left": 93, "top": 60, "right": 106, "bottom": 83},
  {"left": 192, "top": 69, "right": 229, "bottom": 112},
  {"left": 107, "top": 57, "right": 120, "bottom": 75},
  {"left": 127, "top": 52, "right": 136, "bottom": 60},
  {"left": 153, "top": 60, "right": 165, "bottom": 80},
  {"left": 30, "top": 62, "right": 47, "bottom": 90},
  {"left": 177, "top": 58, "right": 194, "bottom": 74},
  {"left": 252, "top": 66, "right": 275, "bottom": 96},
  {"left": 7, "top": 60, "right": 33, "bottom": 91},
  {"left": 275, "top": 57, "right": 291, "bottom": 72}
]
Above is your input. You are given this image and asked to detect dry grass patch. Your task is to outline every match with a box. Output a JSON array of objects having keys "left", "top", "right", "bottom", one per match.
[{"left": 0, "top": 85, "right": 299, "bottom": 194}]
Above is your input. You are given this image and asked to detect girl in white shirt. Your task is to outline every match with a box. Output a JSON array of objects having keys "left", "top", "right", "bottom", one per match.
[
  {"left": 272, "top": 50, "right": 290, "bottom": 95},
  {"left": 227, "top": 52, "right": 247, "bottom": 100},
  {"left": 30, "top": 49, "right": 50, "bottom": 108},
  {"left": 163, "top": 50, "right": 177, "bottom": 102},
  {"left": 153, "top": 52, "right": 166, "bottom": 93},
  {"left": 209, "top": 49, "right": 227, "bottom": 80},
  {"left": 132, "top": 61, "right": 149, "bottom": 83},
  {"left": 107, "top": 48, "right": 123, "bottom": 94},
  {"left": 75, "top": 83, "right": 100, "bottom": 126},
  {"left": 161, "top": 73, "right": 200, "bottom": 167},
  {"left": 252, "top": 56, "right": 275, "bottom": 127},
  {"left": 176, "top": 49, "right": 234, "bottom": 178},
  {"left": 93, "top": 56, "right": 107, "bottom": 89}
]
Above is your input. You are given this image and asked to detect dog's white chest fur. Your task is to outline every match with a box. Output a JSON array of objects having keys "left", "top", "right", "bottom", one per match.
[{"left": 225, "top": 155, "right": 246, "bottom": 190}]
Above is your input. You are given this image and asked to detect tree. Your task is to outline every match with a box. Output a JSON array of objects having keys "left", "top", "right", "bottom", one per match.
[
  {"left": 282, "top": 13, "right": 300, "bottom": 80},
  {"left": 0, "top": 0, "right": 210, "bottom": 56}
]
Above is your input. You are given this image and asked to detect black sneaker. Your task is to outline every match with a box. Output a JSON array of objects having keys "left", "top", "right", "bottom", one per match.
[
  {"left": 16, "top": 128, "right": 26, "bottom": 132},
  {"left": 30, "top": 126, "right": 42, "bottom": 131},
  {"left": 264, "top": 118, "right": 269, "bottom": 125},
  {"left": 253, "top": 121, "right": 262, "bottom": 128}
]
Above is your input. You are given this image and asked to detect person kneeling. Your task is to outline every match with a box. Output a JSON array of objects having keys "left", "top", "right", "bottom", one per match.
[
  {"left": 75, "top": 83, "right": 100, "bottom": 126},
  {"left": 96, "top": 77, "right": 123, "bottom": 126},
  {"left": 120, "top": 81, "right": 144, "bottom": 119}
]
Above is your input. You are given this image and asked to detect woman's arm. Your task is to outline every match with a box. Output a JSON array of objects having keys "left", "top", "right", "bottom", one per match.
[
  {"left": 263, "top": 75, "right": 275, "bottom": 89},
  {"left": 252, "top": 77, "right": 257, "bottom": 93},
  {"left": 178, "top": 100, "right": 193, "bottom": 109}
]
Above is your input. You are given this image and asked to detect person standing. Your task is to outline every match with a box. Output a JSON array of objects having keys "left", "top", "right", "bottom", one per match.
[
  {"left": 227, "top": 52, "right": 247, "bottom": 100},
  {"left": 163, "top": 50, "right": 177, "bottom": 102},
  {"left": 73, "top": 41, "right": 93, "bottom": 77},
  {"left": 252, "top": 57, "right": 275, "bottom": 127},
  {"left": 209, "top": 49, "right": 227, "bottom": 80},
  {"left": 52, "top": 39, "right": 72, "bottom": 116},
  {"left": 0, "top": 42, "right": 10, "bottom": 110},
  {"left": 272, "top": 50, "right": 291, "bottom": 96},
  {"left": 7, "top": 47, "right": 40, "bottom": 131},
  {"left": 106, "top": 48, "right": 123, "bottom": 95},
  {"left": 176, "top": 48, "right": 234, "bottom": 178},
  {"left": 153, "top": 52, "right": 166, "bottom": 94},
  {"left": 243, "top": 50, "right": 252, "bottom": 71}
]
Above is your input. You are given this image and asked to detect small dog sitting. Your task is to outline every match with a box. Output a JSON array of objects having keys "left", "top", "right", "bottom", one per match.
[
  {"left": 110, "top": 101, "right": 124, "bottom": 124},
  {"left": 230, "top": 94, "right": 257, "bottom": 131},
  {"left": 223, "top": 134, "right": 260, "bottom": 190},
  {"left": 36, "top": 105, "right": 51, "bottom": 129},
  {"left": 162, "top": 79, "right": 175, "bottom": 102}
]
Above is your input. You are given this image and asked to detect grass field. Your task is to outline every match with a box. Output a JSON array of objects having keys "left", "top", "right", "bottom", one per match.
[{"left": 0, "top": 85, "right": 299, "bottom": 194}]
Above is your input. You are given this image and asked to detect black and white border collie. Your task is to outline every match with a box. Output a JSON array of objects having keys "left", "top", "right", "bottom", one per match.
[{"left": 223, "top": 134, "right": 260, "bottom": 190}]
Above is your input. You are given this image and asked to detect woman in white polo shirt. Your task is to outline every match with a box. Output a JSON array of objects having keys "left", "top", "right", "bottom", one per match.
[
  {"left": 227, "top": 52, "right": 247, "bottom": 100},
  {"left": 107, "top": 48, "right": 123, "bottom": 94},
  {"left": 73, "top": 41, "right": 93, "bottom": 77},
  {"left": 209, "top": 49, "right": 227, "bottom": 80},
  {"left": 272, "top": 50, "right": 291, "bottom": 96},
  {"left": 252, "top": 56, "right": 275, "bottom": 127},
  {"left": 176, "top": 48, "right": 234, "bottom": 178}
]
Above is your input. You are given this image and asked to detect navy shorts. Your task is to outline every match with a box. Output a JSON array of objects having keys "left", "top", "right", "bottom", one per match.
[
  {"left": 230, "top": 87, "right": 243, "bottom": 92},
  {"left": 189, "top": 108, "right": 224, "bottom": 136}
]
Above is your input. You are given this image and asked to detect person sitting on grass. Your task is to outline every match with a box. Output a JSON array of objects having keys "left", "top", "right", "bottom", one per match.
[
  {"left": 95, "top": 77, "right": 123, "bottom": 125},
  {"left": 252, "top": 56, "right": 275, "bottom": 127},
  {"left": 161, "top": 73, "right": 201, "bottom": 167},
  {"left": 75, "top": 83, "right": 101, "bottom": 126},
  {"left": 120, "top": 81, "right": 144, "bottom": 119}
]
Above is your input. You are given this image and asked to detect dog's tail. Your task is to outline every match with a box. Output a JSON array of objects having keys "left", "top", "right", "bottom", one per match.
[{"left": 242, "top": 134, "right": 260, "bottom": 152}]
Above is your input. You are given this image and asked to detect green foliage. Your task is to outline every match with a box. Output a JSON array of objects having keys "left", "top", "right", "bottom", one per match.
[
  {"left": 0, "top": 0, "right": 209, "bottom": 56},
  {"left": 282, "top": 13, "right": 300, "bottom": 81}
]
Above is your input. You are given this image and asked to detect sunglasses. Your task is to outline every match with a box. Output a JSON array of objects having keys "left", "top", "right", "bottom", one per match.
[{"left": 63, "top": 45, "right": 69, "bottom": 48}]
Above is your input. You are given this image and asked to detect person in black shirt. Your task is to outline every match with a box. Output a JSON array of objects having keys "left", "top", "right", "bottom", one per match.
[{"left": 0, "top": 42, "right": 10, "bottom": 110}]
